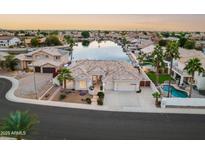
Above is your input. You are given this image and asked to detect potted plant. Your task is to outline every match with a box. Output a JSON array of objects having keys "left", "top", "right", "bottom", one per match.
[{"left": 152, "top": 92, "right": 161, "bottom": 107}]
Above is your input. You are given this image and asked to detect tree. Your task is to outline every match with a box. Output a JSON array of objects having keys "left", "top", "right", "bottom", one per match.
[
  {"left": 0, "top": 58, "right": 4, "bottom": 69},
  {"left": 31, "top": 37, "right": 40, "bottom": 47},
  {"left": 152, "top": 92, "right": 161, "bottom": 106},
  {"left": 184, "top": 40, "right": 195, "bottom": 49},
  {"left": 82, "top": 40, "right": 90, "bottom": 47},
  {"left": 159, "top": 39, "right": 168, "bottom": 47},
  {"left": 161, "top": 32, "right": 170, "bottom": 38},
  {"left": 45, "top": 35, "right": 62, "bottom": 46},
  {"left": 49, "top": 31, "right": 58, "bottom": 35},
  {"left": 184, "top": 58, "right": 204, "bottom": 97},
  {"left": 0, "top": 111, "right": 39, "bottom": 140},
  {"left": 151, "top": 45, "right": 165, "bottom": 86},
  {"left": 178, "top": 37, "right": 187, "bottom": 47},
  {"left": 57, "top": 68, "right": 73, "bottom": 89},
  {"left": 137, "top": 53, "right": 146, "bottom": 65},
  {"left": 122, "top": 37, "right": 128, "bottom": 47},
  {"left": 4, "top": 55, "right": 18, "bottom": 71},
  {"left": 81, "top": 31, "right": 90, "bottom": 38},
  {"left": 164, "top": 41, "right": 180, "bottom": 97},
  {"left": 64, "top": 35, "right": 75, "bottom": 49}
]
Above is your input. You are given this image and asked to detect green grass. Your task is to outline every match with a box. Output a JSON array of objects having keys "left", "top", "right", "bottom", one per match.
[{"left": 146, "top": 71, "right": 174, "bottom": 84}]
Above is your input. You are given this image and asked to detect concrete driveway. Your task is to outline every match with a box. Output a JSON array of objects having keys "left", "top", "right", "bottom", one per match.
[
  {"left": 14, "top": 73, "right": 53, "bottom": 99},
  {"left": 104, "top": 87, "right": 156, "bottom": 110}
]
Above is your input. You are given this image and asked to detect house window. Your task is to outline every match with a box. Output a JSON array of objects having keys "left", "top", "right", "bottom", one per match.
[
  {"left": 79, "top": 80, "right": 87, "bottom": 89},
  {"left": 55, "top": 56, "right": 60, "bottom": 60}
]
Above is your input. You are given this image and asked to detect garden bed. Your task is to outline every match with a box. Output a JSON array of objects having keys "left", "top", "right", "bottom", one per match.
[{"left": 52, "top": 90, "right": 92, "bottom": 104}]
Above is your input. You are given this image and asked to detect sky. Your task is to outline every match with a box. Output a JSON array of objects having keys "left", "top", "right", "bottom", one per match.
[{"left": 0, "top": 15, "right": 205, "bottom": 32}]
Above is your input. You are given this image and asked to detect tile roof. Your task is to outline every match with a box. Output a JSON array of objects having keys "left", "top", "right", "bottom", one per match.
[
  {"left": 26, "top": 47, "right": 68, "bottom": 56},
  {"left": 0, "top": 36, "right": 16, "bottom": 40},
  {"left": 68, "top": 60, "right": 145, "bottom": 81}
]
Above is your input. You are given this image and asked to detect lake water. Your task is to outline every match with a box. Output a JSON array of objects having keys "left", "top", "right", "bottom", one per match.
[{"left": 72, "top": 40, "right": 130, "bottom": 62}]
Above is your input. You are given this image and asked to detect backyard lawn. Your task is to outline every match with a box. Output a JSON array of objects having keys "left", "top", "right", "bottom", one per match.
[{"left": 146, "top": 71, "right": 174, "bottom": 84}]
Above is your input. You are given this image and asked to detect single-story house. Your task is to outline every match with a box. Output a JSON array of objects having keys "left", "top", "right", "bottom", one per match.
[{"left": 59, "top": 60, "right": 149, "bottom": 92}]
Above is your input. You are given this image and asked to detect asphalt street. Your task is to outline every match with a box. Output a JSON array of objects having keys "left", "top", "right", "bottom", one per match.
[{"left": 0, "top": 78, "right": 205, "bottom": 140}]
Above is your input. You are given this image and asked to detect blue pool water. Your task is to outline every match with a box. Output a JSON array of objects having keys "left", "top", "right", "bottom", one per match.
[
  {"left": 162, "top": 85, "right": 188, "bottom": 98},
  {"left": 72, "top": 40, "right": 130, "bottom": 62}
]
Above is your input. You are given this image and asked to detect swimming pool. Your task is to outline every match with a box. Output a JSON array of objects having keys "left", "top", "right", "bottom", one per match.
[
  {"left": 162, "top": 85, "right": 188, "bottom": 98},
  {"left": 72, "top": 40, "right": 130, "bottom": 62}
]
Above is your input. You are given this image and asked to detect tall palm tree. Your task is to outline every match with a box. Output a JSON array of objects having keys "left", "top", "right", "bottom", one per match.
[
  {"left": 151, "top": 45, "right": 165, "bottom": 86},
  {"left": 69, "top": 39, "right": 75, "bottom": 49},
  {"left": 0, "top": 111, "right": 39, "bottom": 140},
  {"left": 164, "top": 41, "right": 180, "bottom": 97},
  {"left": 184, "top": 58, "right": 204, "bottom": 98},
  {"left": 58, "top": 67, "right": 73, "bottom": 89},
  {"left": 137, "top": 53, "right": 146, "bottom": 66}
]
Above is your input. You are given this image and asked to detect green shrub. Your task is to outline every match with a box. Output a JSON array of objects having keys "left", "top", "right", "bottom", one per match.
[
  {"left": 85, "top": 98, "right": 92, "bottom": 104},
  {"left": 97, "top": 98, "right": 103, "bottom": 105},
  {"left": 59, "top": 94, "right": 66, "bottom": 100},
  {"left": 100, "top": 85, "right": 103, "bottom": 91},
  {"left": 97, "top": 92, "right": 104, "bottom": 99}
]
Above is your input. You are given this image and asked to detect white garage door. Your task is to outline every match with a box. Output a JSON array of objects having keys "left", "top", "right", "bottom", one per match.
[
  {"left": 104, "top": 81, "right": 114, "bottom": 90},
  {"left": 114, "top": 81, "right": 136, "bottom": 91}
]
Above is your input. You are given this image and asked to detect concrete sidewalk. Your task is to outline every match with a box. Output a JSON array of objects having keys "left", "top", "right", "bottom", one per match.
[{"left": 1, "top": 75, "right": 205, "bottom": 115}]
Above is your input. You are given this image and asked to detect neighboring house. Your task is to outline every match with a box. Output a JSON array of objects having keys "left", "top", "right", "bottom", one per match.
[
  {"left": 129, "top": 39, "right": 153, "bottom": 50},
  {"left": 0, "top": 36, "right": 21, "bottom": 47},
  {"left": 140, "top": 44, "right": 160, "bottom": 55},
  {"left": 140, "top": 44, "right": 205, "bottom": 90},
  {"left": 16, "top": 47, "right": 70, "bottom": 73},
  {"left": 167, "top": 48, "right": 205, "bottom": 90},
  {"left": 163, "top": 37, "right": 179, "bottom": 41},
  {"left": 24, "top": 37, "right": 46, "bottom": 46},
  {"left": 56, "top": 60, "right": 150, "bottom": 93}
]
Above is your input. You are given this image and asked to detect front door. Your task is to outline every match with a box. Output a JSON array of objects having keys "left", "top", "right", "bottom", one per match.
[{"left": 35, "top": 67, "right": 41, "bottom": 72}]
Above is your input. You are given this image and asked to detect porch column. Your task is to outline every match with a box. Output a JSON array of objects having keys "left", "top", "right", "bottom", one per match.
[
  {"left": 136, "top": 83, "right": 140, "bottom": 91},
  {"left": 173, "top": 71, "right": 177, "bottom": 78},
  {"left": 179, "top": 76, "right": 184, "bottom": 85}
]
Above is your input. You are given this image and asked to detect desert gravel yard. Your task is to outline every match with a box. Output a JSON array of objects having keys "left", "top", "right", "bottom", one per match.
[{"left": 14, "top": 73, "right": 53, "bottom": 99}]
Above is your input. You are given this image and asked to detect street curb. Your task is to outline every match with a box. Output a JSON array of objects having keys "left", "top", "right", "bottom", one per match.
[{"left": 1, "top": 75, "right": 205, "bottom": 115}]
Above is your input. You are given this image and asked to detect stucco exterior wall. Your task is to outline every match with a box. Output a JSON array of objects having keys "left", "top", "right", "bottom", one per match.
[
  {"left": 195, "top": 73, "right": 205, "bottom": 90},
  {"left": 74, "top": 80, "right": 88, "bottom": 90},
  {"left": 104, "top": 81, "right": 114, "bottom": 90}
]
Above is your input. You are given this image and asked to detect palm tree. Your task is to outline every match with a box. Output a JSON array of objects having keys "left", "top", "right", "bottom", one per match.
[
  {"left": 58, "top": 67, "right": 73, "bottom": 89},
  {"left": 152, "top": 92, "right": 161, "bottom": 106},
  {"left": 184, "top": 58, "right": 204, "bottom": 97},
  {"left": 164, "top": 41, "right": 180, "bottom": 97},
  {"left": 0, "top": 111, "right": 39, "bottom": 140},
  {"left": 151, "top": 45, "right": 165, "bottom": 86},
  {"left": 137, "top": 53, "right": 146, "bottom": 65}
]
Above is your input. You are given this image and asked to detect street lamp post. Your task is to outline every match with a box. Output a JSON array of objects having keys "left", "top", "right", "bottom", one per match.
[
  {"left": 33, "top": 67, "right": 38, "bottom": 99},
  {"left": 30, "top": 63, "right": 38, "bottom": 100}
]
